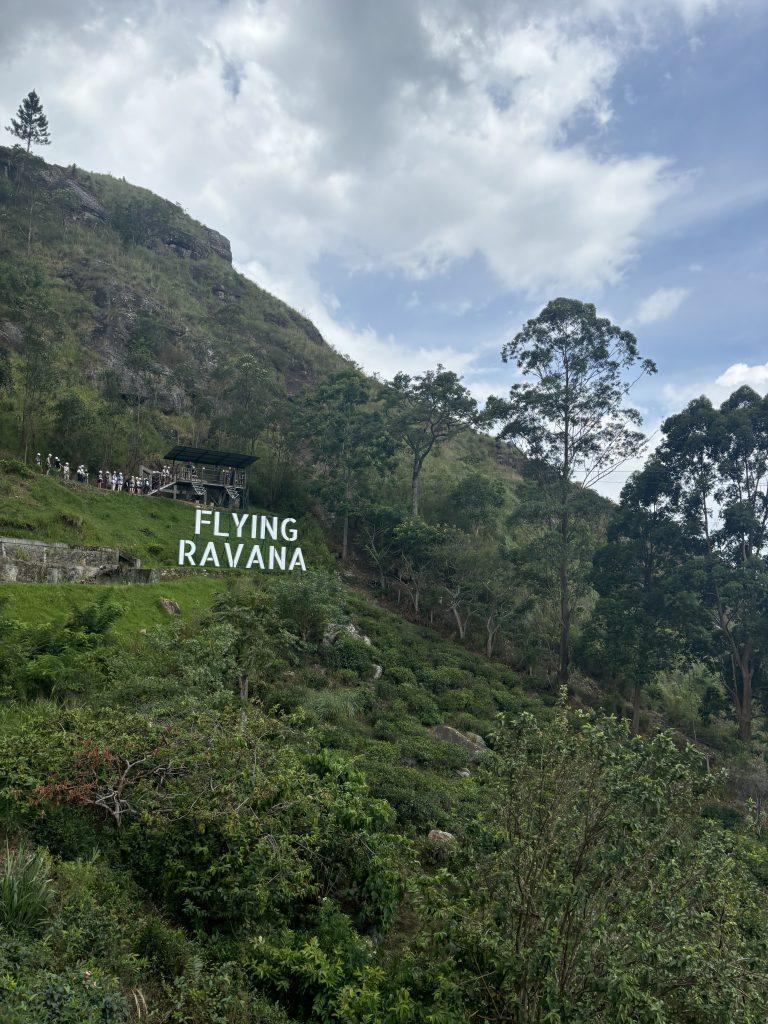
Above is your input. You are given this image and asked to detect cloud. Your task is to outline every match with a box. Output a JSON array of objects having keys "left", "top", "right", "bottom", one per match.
[
  {"left": 631, "top": 286, "right": 691, "bottom": 325},
  {"left": 662, "top": 361, "right": 768, "bottom": 415},
  {"left": 715, "top": 361, "right": 768, "bottom": 391},
  {"left": 0, "top": 0, "right": 721, "bottom": 377}
]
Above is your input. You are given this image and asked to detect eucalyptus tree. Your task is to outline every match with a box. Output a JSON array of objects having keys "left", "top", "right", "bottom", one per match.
[
  {"left": 648, "top": 386, "right": 768, "bottom": 743},
  {"left": 586, "top": 468, "right": 699, "bottom": 733},
  {"left": 304, "top": 369, "right": 395, "bottom": 561},
  {"left": 387, "top": 365, "right": 478, "bottom": 516},
  {"left": 487, "top": 298, "right": 656, "bottom": 684}
]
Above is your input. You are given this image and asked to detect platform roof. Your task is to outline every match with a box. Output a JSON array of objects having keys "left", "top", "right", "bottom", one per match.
[{"left": 164, "top": 445, "right": 257, "bottom": 469}]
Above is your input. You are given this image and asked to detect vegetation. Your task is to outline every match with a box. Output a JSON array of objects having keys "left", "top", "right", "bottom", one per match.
[{"left": 0, "top": 146, "right": 766, "bottom": 1020}]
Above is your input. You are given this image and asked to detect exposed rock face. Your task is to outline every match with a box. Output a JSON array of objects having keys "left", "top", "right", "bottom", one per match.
[
  {"left": 323, "top": 622, "right": 372, "bottom": 647},
  {"left": 427, "top": 829, "right": 456, "bottom": 847},
  {"left": 429, "top": 724, "right": 487, "bottom": 760},
  {"left": 202, "top": 226, "right": 232, "bottom": 263},
  {"left": 64, "top": 179, "right": 107, "bottom": 221},
  {"left": 162, "top": 228, "right": 231, "bottom": 263}
]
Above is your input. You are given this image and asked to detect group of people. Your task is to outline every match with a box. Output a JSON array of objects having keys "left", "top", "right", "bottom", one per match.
[
  {"left": 34, "top": 451, "right": 173, "bottom": 496},
  {"left": 36, "top": 452, "right": 88, "bottom": 483},
  {"left": 97, "top": 470, "right": 153, "bottom": 494}
]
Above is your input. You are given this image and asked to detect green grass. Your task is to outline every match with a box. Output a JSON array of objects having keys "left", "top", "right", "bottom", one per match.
[
  {"left": 0, "top": 467, "right": 332, "bottom": 570},
  {"left": 1, "top": 577, "right": 225, "bottom": 635},
  {"left": 0, "top": 469, "right": 194, "bottom": 564}
]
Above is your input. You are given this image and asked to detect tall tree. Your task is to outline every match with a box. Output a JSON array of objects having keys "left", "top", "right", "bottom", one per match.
[
  {"left": 488, "top": 298, "right": 656, "bottom": 685},
  {"left": 222, "top": 355, "right": 277, "bottom": 454},
  {"left": 387, "top": 366, "right": 478, "bottom": 516},
  {"left": 6, "top": 91, "right": 51, "bottom": 152},
  {"left": 585, "top": 468, "right": 698, "bottom": 733},
  {"left": 647, "top": 387, "right": 768, "bottom": 743},
  {"left": 304, "top": 370, "right": 395, "bottom": 561},
  {"left": 446, "top": 471, "right": 505, "bottom": 536}
]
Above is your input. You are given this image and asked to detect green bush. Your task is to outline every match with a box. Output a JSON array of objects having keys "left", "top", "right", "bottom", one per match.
[
  {"left": 0, "top": 841, "right": 55, "bottom": 936},
  {"left": 136, "top": 917, "right": 192, "bottom": 977}
]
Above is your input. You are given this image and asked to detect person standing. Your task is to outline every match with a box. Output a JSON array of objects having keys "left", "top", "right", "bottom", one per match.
[{"left": 35, "top": 452, "right": 42, "bottom": 471}]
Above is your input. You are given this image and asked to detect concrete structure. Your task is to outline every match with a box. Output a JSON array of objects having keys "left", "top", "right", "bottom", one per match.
[{"left": 0, "top": 536, "right": 158, "bottom": 584}]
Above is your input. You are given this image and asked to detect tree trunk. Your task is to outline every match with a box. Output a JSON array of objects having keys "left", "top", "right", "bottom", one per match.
[
  {"left": 737, "top": 659, "right": 753, "bottom": 744},
  {"left": 631, "top": 680, "right": 641, "bottom": 736},
  {"left": 558, "top": 503, "right": 570, "bottom": 687},
  {"left": 341, "top": 480, "right": 351, "bottom": 562},
  {"left": 452, "top": 605, "right": 467, "bottom": 641},
  {"left": 486, "top": 619, "right": 497, "bottom": 658},
  {"left": 411, "top": 460, "right": 420, "bottom": 516}
]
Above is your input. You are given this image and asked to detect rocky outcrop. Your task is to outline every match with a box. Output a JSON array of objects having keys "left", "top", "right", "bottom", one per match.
[
  {"left": 162, "top": 227, "right": 231, "bottom": 263},
  {"left": 429, "top": 724, "right": 487, "bottom": 761},
  {"left": 427, "top": 829, "right": 456, "bottom": 848},
  {"left": 63, "top": 179, "right": 107, "bottom": 221},
  {"left": 323, "top": 621, "right": 372, "bottom": 647}
]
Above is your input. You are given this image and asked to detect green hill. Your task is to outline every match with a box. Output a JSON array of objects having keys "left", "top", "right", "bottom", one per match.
[{"left": 1, "top": 148, "right": 767, "bottom": 1022}]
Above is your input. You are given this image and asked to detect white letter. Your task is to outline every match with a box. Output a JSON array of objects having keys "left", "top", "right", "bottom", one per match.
[
  {"left": 261, "top": 516, "right": 279, "bottom": 541},
  {"left": 246, "top": 545, "right": 265, "bottom": 569},
  {"left": 213, "top": 511, "right": 229, "bottom": 537},
  {"left": 224, "top": 543, "right": 244, "bottom": 568},
  {"left": 199, "top": 541, "right": 220, "bottom": 567},
  {"left": 194, "top": 509, "right": 212, "bottom": 535},
  {"left": 288, "top": 548, "right": 306, "bottom": 572},
  {"left": 231, "top": 512, "right": 249, "bottom": 537},
  {"left": 178, "top": 539, "right": 196, "bottom": 566},
  {"left": 281, "top": 517, "right": 298, "bottom": 542},
  {"left": 269, "top": 546, "right": 287, "bottom": 571}
]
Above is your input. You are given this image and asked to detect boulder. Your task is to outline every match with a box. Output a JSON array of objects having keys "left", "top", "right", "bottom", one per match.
[
  {"left": 429, "top": 724, "right": 487, "bottom": 760},
  {"left": 456, "top": 768, "right": 471, "bottom": 779},
  {"left": 371, "top": 664, "right": 383, "bottom": 682},
  {"left": 159, "top": 597, "right": 181, "bottom": 616},
  {"left": 427, "top": 829, "right": 456, "bottom": 848}
]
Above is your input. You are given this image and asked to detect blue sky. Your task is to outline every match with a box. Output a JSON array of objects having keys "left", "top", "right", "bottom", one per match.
[{"left": 1, "top": 0, "right": 766, "bottom": 492}]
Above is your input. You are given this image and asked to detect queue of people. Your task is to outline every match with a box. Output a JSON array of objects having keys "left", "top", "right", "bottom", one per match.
[
  {"left": 34, "top": 452, "right": 161, "bottom": 495},
  {"left": 35, "top": 452, "right": 89, "bottom": 483},
  {"left": 97, "top": 470, "right": 153, "bottom": 494}
]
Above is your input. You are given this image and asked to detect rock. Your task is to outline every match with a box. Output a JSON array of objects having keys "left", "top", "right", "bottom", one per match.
[
  {"left": 429, "top": 724, "right": 487, "bottom": 760},
  {"left": 0, "top": 320, "right": 23, "bottom": 350},
  {"left": 323, "top": 621, "right": 360, "bottom": 646},
  {"left": 371, "top": 664, "right": 383, "bottom": 682},
  {"left": 64, "top": 179, "right": 107, "bottom": 220},
  {"left": 159, "top": 597, "right": 181, "bottom": 616},
  {"left": 464, "top": 732, "right": 487, "bottom": 749},
  {"left": 456, "top": 768, "right": 471, "bottom": 778},
  {"left": 202, "top": 226, "right": 232, "bottom": 263},
  {"left": 427, "top": 829, "right": 456, "bottom": 847}
]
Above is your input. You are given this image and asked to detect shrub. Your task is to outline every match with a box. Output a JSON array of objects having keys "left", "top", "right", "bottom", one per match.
[
  {"left": 0, "top": 841, "right": 55, "bottom": 936},
  {"left": 0, "top": 458, "right": 34, "bottom": 479},
  {"left": 136, "top": 917, "right": 192, "bottom": 977}
]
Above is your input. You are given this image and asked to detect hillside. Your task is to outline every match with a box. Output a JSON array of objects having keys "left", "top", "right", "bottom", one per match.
[{"left": 1, "top": 148, "right": 767, "bottom": 1022}]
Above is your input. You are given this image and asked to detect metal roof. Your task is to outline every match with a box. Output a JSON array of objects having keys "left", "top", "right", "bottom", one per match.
[{"left": 164, "top": 445, "right": 258, "bottom": 468}]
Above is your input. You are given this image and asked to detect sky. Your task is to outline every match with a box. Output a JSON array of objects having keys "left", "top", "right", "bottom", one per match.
[{"left": 1, "top": 0, "right": 766, "bottom": 494}]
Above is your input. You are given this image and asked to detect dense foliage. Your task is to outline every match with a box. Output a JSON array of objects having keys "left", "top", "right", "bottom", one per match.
[{"left": 1, "top": 144, "right": 767, "bottom": 1021}]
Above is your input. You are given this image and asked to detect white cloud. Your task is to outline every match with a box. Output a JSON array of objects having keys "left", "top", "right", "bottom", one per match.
[
  {"left": 631, "top": 286, "right": 691, "bottom": 325},
  {"left": 0, "top": 0, "right": 722, "bottom": 377},
  {"left": 715, "top": 361, "right": 768, "bottom": 391},
  {"left": 662, "top": 361, "right": 768, "bottom": 413}
]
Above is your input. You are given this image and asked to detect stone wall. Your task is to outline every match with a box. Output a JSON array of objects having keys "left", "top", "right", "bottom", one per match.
[{"left": 0, "top": 537, "right": 158, "bottom": 584}]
